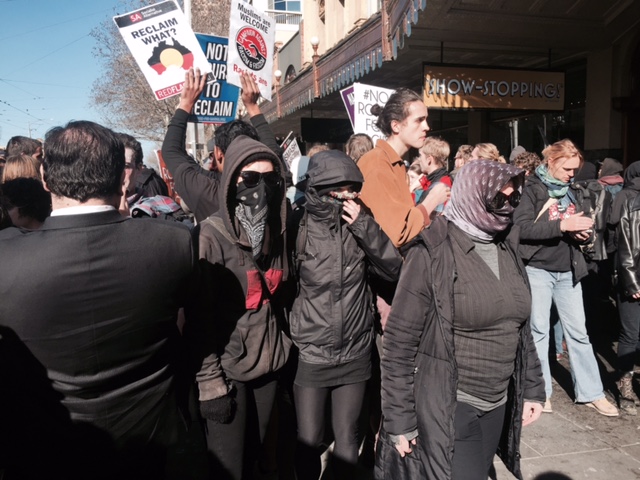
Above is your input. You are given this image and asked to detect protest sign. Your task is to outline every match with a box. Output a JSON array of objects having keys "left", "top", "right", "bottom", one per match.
[
  {"left": 155, "top": 149, "right": 181, "bottom": 203},
  {"left": 353, "top": 83, "right": 395, "bottom": 143},
  {"left": 281, "top": 134, "right": 302, "bottom": 170},
  {"left": 227, "top": 0, "right": 275, "bottom": 101},
  {"left": 114, "top": 1, "right": 211, "bottom": 101},
  {"left": 340, "top": 85, "right": 355, "bottom": 129},
  {"left": 188, "top": 34, "right": 239, "bottom": 124}
]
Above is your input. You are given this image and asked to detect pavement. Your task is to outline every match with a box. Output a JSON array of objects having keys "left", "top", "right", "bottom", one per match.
[{"left": 493, "top": 339, "right": 640, "bottom": 480}]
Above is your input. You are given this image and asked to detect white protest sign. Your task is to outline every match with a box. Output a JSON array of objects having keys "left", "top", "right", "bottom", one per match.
[
  {"left": 227, "top": 0, "right": 275, "bottom": 101},
  {"left": 290, "top": 155, "right": 310, "bottom": 186},
  {"left": 282, "top": 137, "right": 302, "bottom": 170},
  {"left": 114, "top": 1, "right": 211, "bottom": 101},
  {"left": 353, "top": 83, "right": 395, "bottom": 143}
]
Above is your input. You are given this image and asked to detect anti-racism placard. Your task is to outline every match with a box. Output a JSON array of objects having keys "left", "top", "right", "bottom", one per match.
[
  {"left": 340, "top": 85, "right": 355, "bottom": 129},
  {"left": 353, "top": 83, "right": 394, "bottom": 143},
  {"left": 423, "top": 65, "right": 565, "bottom": 110},
  {"left": 114, "top": 1, "right": 211, "bottom": 101},
  {"left": 188, "top": 34, "right": 239, "bottom": 124},
  {"left": 227, "top": 0, "right": 275, "bottom": 101}
]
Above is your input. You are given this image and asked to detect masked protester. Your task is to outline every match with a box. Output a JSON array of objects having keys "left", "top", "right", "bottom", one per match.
[
  {"left": 289, "top": 150, "right": 401, "bottom": 479},
  {"left": 378, "top": 160, "right": 545, "bottom": 480},
  {"left": 187, "top": 135, "right": 291, "bottom": 480}
]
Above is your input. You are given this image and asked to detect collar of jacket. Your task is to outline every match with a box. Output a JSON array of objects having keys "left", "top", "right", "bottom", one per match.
[{"left": 374, "top": 138, "right": 405, "bottom": 166}]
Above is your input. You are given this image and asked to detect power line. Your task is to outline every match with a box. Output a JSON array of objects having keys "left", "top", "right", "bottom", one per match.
[
  {"left": 0, "top": 78, "right": 80, "bottom": 89},
  {"left": 0, "top": 99, "right": 45, "bottom": 122},
  {"left": 13, "top": 33, "right": 91, "bottom": 73},
  {"left": 0, "top": 6, "right": 115, "bottom": 42}
]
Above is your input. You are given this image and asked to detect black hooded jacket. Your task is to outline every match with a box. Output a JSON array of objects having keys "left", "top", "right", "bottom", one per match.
[
  {"left": 608, "top": 161, "right": 640, "bottom": 251},
  {"left": 187, "top": 135, "right": 291, "bottom": 401},
  {"left": 289, "top": 150, "right": 401, "bottom": 366}
]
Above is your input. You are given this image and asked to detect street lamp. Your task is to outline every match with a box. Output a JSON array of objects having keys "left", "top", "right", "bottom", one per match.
[
  {"left": 274, "top": 69, "right": 282, "bottom": 118},
  {"left": 310, "top": 36, "right": 320, "bottom": 98}
]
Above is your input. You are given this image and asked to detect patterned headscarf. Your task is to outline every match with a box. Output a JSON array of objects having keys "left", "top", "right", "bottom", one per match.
[{"left": 443, "top": 160, "right": 524, "bottom": 241}]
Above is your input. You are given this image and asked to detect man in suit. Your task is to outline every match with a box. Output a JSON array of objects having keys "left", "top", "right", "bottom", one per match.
[{"left": 0, "top": 121, "right": 205, "bottom": 479}]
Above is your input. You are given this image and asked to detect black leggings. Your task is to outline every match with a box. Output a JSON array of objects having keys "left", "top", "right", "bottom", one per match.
[
  {"left": 451, "top": 401, "right": 507, "bottom": 480},
  {"left": 293, "top": 381, "right": 367, "bottom": 480}
]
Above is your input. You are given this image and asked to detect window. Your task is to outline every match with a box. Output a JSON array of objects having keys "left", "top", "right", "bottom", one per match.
[{"left": 269, "top": 0, "right": 301, "bottom": 11}]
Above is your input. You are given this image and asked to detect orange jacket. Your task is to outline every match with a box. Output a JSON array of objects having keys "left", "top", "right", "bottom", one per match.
[{"left": 358, "top": 139, "right": 428, "bottom": 247}]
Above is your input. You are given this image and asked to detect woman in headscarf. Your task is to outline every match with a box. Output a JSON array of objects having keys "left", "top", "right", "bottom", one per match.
[
  {"left": 378, "top": 160, "right": 544, "bottom": 480},
  {"left": 513, "top": 139, "right": 618, "bottom": 417}
]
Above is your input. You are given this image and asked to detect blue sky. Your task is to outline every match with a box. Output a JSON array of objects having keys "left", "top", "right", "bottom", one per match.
[{"left": 0, "top": 0, "right": 158, "bottom": 152}]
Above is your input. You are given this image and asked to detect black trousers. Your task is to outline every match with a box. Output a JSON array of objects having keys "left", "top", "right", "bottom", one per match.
[
  {"left": 205, "top": 374, "right": 278, "bottom": 480},
  {"left": 617, "top": 291, "right": 640, "bottom": 373},
  {"left": 451, "top": 401, "right": 506, "bottom": 480}
]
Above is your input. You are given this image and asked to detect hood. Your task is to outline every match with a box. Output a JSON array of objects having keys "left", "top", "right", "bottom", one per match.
[
  {"left": 599, "top": 157, "right": 623, "bottom": 178},
  {"left": 305, "top": 149, "right": 364, "bottom": 192},
  {"left": 624, "top": 161, "right": 640, "bottom": 187},
  {"left": 218, "top": 135, "right": 286, "bottom": 243}
]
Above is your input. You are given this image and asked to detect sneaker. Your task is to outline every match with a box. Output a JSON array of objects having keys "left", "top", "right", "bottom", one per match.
[
  {"left": 542, "top": 399, "right": 553, "bottom": 413},
  {"left": 585, "top": 397, "right": 619, "bottom": 417}
]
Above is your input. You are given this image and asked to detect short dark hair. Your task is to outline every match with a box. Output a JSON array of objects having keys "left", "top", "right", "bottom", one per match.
[
  {"left": 117, "top": 133, "right": 143, "bottom": 167},
  {"left": 1, "top": 177, "right": 51, "bottom": 223},
  {"left": 6, "top": 136, "right": 42, "bottom": 157},
  {"left": 43, "top": 121, "right": 125, "bottom": 202},
  {"left": 214, "top": 120, "right": 259, "bottom": 154},
  {"left": 371, "top": 88, "right": 423, "bottom": 137}
]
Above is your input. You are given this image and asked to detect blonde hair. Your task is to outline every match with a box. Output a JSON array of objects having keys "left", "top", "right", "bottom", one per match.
[
  {"left": 345, "top": 134, "right": 373, "bottom": 162},
  {"left": 542, "top": 139, "right": 584, "bottom": 168},
  {"left": 420, "top": 136, "right": 450, "bottom": 167},
  {"left": 474, "top": 143, "right": 505, "bottom": 163},
  {"left": 2, "top": 154, "right": 41, "bottom": 183},
  {"left": 306, "top": 144, "right": 330, "bottom": 158}
]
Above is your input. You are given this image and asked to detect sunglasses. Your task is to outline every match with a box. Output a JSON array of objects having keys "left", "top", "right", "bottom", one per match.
[
  {"left": 488, "top": 190, "right": 521, "bottom": 211},
  {"left": 239, "top": 171, "right": 281, "bottom": 188}
]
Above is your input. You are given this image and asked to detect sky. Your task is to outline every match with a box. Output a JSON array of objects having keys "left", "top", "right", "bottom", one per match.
[{"left": 0, "top": 0, "right": 157, "bottom": 154}]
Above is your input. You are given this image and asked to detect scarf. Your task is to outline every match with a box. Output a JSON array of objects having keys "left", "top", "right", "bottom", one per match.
[
  {"left": 443, "top": 160, "right": 524, "bottom": 241},
  {"left": 535, "top": 164, "right": 575, "bottom": 212},
  {"left": 235, "top": 182, "right": 271, "bottom": 258}
]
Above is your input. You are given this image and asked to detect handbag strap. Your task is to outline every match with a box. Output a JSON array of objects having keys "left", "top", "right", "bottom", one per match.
[{"left": 535, "top": 197, "right": 557, "bottom": 223}]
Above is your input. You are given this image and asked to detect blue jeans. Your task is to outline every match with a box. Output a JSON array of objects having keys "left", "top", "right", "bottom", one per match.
[{"left": 526, "top": 266, "right": 604, "bottom": 402}]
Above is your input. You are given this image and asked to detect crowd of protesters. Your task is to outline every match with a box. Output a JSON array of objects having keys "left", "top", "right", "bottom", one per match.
[{"left": 1, "top": 66, "right": 638, "bottom": 480}]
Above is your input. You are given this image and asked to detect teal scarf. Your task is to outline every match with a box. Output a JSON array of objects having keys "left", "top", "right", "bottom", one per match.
[{"left": 535, "top": 164, "right": 575, "bottom": 212}]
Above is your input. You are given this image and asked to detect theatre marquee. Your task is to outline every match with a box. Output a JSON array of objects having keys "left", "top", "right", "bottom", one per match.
[{"left": 423, "top": 65, "right": 565, "bottom": 111}]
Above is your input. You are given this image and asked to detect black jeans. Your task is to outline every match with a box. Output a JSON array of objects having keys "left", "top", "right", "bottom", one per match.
[
  {"left": 617, "top": 291, "right": 640, "bottom": 373},
  {"left": 205, "top": 374, "right": 278, "bottom": 480},
  {"left": 293, "top": 381, "right": 367, "bottom": 480},
  {"left": 451, "top": 401, "right": 506, "bottom": 480}
]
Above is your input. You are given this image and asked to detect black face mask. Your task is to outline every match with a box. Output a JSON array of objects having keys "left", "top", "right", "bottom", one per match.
[{"left": 235, "top": 181, "right": 274, "bottom": 258}]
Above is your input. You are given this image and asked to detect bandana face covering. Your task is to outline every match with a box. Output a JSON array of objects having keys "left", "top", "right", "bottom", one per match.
[{"left": 235, "top": 181, "right": 272, "bottom": 257}]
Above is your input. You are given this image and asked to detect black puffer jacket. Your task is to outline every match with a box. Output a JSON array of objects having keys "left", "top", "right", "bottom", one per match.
[
  {"left": 290, "top": 150, "right": 401, "bottom": 366},
  {"left": 380, "top": 217, "right": 544, "bottom": 480},
  {"left": 513, "top": 174, "right": 589, "bottom": 284}
]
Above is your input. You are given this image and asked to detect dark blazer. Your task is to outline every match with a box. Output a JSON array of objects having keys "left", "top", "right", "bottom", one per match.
[{"left": 0, "top": 210, "right": 200, "bottom": 479}]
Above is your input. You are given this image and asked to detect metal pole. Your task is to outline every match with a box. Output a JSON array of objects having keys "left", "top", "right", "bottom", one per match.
[{"left": 184, "top": 0, "right": 198, "bottom": 161}]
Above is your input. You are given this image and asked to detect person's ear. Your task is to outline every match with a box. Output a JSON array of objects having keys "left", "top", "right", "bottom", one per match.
[
  {"left": 40, "top": 165, "right": 51, "bottom": 192},
  {"left": 390, "top": 119, "right": 401, "bottom": 135},
  {"left": 214, "top": 146, "right": 224, "bottom": 171}
]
